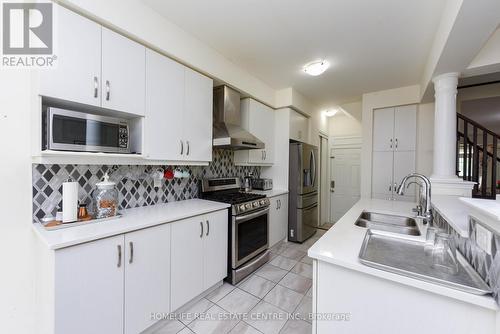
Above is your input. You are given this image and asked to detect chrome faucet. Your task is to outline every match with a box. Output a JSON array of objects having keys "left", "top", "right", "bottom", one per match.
[{"left": 396, "top": 173, "right": 432, "bottom": 224}]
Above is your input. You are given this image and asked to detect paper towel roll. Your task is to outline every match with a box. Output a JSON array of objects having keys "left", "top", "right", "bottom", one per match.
[{"left": 62, "top": 181, "right": 78, "bottom": 223}]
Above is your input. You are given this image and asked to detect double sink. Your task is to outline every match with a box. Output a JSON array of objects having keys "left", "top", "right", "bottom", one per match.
[{"left": 355, "top": 211, "right": 491, "bottom": 295}]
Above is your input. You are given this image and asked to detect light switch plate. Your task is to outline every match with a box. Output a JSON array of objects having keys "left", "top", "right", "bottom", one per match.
[{"left": 475, "top": 223, "right": 493, "bottom": 255}]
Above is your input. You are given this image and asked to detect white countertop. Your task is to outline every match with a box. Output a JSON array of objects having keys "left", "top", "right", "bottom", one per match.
[
  {"left": 431, "top": 195, "right": 470, "bottom": 237},
  {"left": 308, "top": 197, "right": 498, "bottom": 310},
  {"left": 33, "top": 199, "right": 230, "bottom": 250},
  {"left": 250, "top": 189, "right": 288, "bottom": 197}
]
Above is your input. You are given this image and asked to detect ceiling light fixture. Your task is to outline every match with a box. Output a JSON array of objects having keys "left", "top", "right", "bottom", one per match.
[
  {"left": 324, "top": 108, "right": 339, "bottom": 117},
  {"left": 303, "top": 60, "right": 329, "bottom": 76}
]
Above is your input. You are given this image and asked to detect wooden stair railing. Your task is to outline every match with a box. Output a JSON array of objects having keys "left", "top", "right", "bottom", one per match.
[{"left": 457, "top": 113, "right": 500, "bottom": 199}]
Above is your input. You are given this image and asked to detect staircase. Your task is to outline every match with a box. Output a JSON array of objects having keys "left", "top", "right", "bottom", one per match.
[{"left": 457, "top": 113, "right": 500, "bottom": 199}]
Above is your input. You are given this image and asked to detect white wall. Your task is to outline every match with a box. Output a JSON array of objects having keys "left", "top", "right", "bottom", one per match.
[
  {"left": 416, "top": 103, "right": 435, "bottom": 177},
  {"left": 0, "top": 72, "right": 37, "bottom": 334},
  {"left": 467, "top": 26, "right": 500, "bottom": 75},
  {"left": 328, "top": 101, "right": 362, "bottom": 139}
]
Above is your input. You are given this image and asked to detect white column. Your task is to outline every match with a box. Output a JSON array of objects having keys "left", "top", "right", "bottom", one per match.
[
  {"left": 430, "top": 72, "right": 474, "bottom": 196},
  {"left": 431, "top": 72, "right": 459, "bottom": 180}
]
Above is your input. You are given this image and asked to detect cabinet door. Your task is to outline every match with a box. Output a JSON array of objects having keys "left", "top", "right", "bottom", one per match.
[
  {"left": 393, "top": 151, "right": 416, "bottom": 202},
  {"left": 203, "top": 210, "right": 228, "bottom": 289},
  {"left": 54, "top": 236, "right": 124, "bottom": 334},
  {"left": 289, "top": 110, "right": 309, "bottom": 142},
  {"left": 39, "top": 5, "right": 101, "bottom": 106},
  {"left": 124, "top": 224, "right": 171, "bottom": 334},
  {"left": 269, "top": 195, "right": 288, "bottom": 247},
  {"left": 144, "top": 49, "right": 185, "bottom": 160},
  {"left": 373, "top": 107, "right": 395, "bottom": 152},
  {"left": 171, "top": 216, "right": 205, "bottom": 311},
  {"left": 268, "top": 197, "right": 281, "bottom": 247},
  {"left": 101, "top": 27, "right": 145, "bottom": 116},
  {"left": 394, "top": 105, "right": 417, "bottom": 151},
  {"left": 372, "top": 151, "right": 394, "bottom": 199},
  {"left": 183, "top": 68, "right": 213, "bottom": 162},
  {"left": 248, "top": 100, "right": 275, "bottom": 164},
  {"left": 277, "top": 195, "right": 289, "bottom": 243}
]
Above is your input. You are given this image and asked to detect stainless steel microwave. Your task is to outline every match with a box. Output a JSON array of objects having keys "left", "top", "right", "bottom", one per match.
[{"left": 42, "top": 107, "right": 130, "bottom": 153}]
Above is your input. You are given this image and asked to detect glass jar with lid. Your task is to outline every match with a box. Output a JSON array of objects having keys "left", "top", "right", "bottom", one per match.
[{"left": 93, "top": 172, "right": 118, "bottom": 219}]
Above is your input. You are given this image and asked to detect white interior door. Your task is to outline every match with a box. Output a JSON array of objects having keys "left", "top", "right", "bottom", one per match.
[{"left": 330, "top": 147, "right": 361, "bottom": 223}]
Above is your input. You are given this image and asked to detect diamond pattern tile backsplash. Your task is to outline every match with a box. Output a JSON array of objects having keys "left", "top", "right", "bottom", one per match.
[
  {"left": 32, "top": 149, "right": 260, "bottom": 223},
  {"left": 434, "top": 211, "right": 500, "bottom": 302}
]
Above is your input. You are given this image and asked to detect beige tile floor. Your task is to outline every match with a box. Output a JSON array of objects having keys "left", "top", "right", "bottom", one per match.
[{"left": 145, "top": 229, "right": 326, "bottom": 334}]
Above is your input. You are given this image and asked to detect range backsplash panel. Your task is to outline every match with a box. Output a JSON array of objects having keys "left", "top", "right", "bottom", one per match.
[{"left": 32, "top": 149, "right": 260, "bottom": 223}]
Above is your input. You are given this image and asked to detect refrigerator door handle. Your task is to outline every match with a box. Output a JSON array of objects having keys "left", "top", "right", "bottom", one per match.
[{"left": 310, "top": 150, "right": 316, "bottom": 187}]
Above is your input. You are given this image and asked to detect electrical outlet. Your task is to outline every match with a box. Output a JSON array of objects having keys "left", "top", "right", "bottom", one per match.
[{"left": 475, "top": 223, "right": 493, "bottom": 255}]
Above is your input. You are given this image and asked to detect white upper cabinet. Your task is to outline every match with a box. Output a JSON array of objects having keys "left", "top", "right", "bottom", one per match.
[
  {"left": 373, "top": 107, "right": 395, "bottom": 151},
  {"left": 144, "top": 49, "right": 185, "bottom": 160},
  {"left": 183, "top": 68, "right": 213, "bottom": 162},
  {"left": 101, "top": 28, "right": 145, "bottom": 116},
  {"left": 124, "top": 224, "right": 171, "bottom": 334},
  {"left": 289, "top": 110, "right": 309, "bottom": 143},
  {"left": 39, "top": 5, "right": 101, "bottom": 106},
  {"left": 373, "top": 105, "right": 417, "bottom": 152},
  {"left": 394, "top": 105, "right": 417, "bottom": 151},
  {"left": 144, "top": 53, "right": 213, "bottom": 162},
  {"left": 234, "top": 98, "right": 275, "bottom": 165}
]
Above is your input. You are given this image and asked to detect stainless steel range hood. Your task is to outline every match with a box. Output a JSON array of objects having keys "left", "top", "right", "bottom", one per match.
[{"left": 212, "top": 86, "right": 265, "bottom": 150}]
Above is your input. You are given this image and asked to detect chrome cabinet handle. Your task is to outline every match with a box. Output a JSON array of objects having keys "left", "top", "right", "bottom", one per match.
[
  {"left": 93, "top": 76, "right": 98, "bottom": 98},
  {"left": 390, "top": 138, "right": 393, "bottom": 149},
  {"left": 276, "top": 200, "right": 279, "bottom": 210},
  {"left": 395, "top": 138, "right": 398, "bottom": 149},
  {"left": 129, "top": 241, "right": 134, "bottom": 264},
  {"left": 279, "top": 199, "right": 281, "bottom": 209},
  {"left": 262, "top": 150, "right": 264, "bottom": 160},
  {"left": 186, "top": 141, "right": 190, "bottom": 156},
  {"left": 200, "top": 221, "right": 203, "bottom": 238},
  {"left": 105, "top": 80, "right": 110, "bottom": 101},
  {"left": 117, "top": 245, "right": 122, "bottom": 268},
  {"left": 180, "top": 140, "right": 184, "bottom": 155},
  {"left": 206, "top": 220, "right": 209, "bottom": 236},
  {"left": 389, "top": 184, "right": 392, "bottom": 192}
]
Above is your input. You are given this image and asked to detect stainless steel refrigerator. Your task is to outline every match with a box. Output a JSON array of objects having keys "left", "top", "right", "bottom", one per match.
[{"left": 288, "top": 142, "right": 318, "bottom": 242}]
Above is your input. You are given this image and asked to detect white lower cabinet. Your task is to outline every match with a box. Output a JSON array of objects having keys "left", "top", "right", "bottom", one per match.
[
  {"left": 124, "top": 224, "right": 171, "bottom": 334},
  {"left": 269, "top": 194, "right": 289, "bottom": 247},
  {"left": 54, "top": 235, "right": 125, "bottom": 334},
  {"left": 171, "top": 210, "right": 228, "bottom": 311},
  {"left": 53, "top": 209, "right": 227, "bottom": 334}
]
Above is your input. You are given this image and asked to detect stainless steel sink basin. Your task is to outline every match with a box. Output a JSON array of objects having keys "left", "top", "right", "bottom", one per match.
[
  {"left": 355, "top": 212, "right": 420, "bottom": 236},
  {"left": 358, "top": 230, "right": 491, "bottom": 295},
  {"left": 360, "top": 212, "right": 417, "bottom": 227}
]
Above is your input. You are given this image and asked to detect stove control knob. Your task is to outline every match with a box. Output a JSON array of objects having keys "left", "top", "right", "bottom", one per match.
[
  {"left": 245, "top": 203, "right": 252, "bottom": 209},
  {"left": 260, "top": 200, "right": 266, "bottom": 205},
  {"left": 253, "top": 201, "right": 259, "bottom": 208},
  {"left": 239, "top": 204, "right": 246, "bottom": 212}
]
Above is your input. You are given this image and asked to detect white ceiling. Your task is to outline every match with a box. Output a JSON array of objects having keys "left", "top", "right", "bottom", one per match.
[{"left": 142, "top": 0, "right": 447, "bottom": 107}]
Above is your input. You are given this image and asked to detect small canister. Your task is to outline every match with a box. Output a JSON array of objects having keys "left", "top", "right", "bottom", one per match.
[{"left": 93, "top": 172, "right": 118, "bottom": 219}]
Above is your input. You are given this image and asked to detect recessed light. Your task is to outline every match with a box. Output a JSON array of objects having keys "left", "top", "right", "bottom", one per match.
[
  {"left": 324, "top": 109, "right": 338, "bottom": 117},
  {"left": 303, "top": 60, "right": 329, "bottom": 76}
]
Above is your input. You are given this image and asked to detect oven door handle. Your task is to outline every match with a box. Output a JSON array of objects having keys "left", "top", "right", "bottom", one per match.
[{"left": 235, "top": 208, "right": 269, "bottom": 223}]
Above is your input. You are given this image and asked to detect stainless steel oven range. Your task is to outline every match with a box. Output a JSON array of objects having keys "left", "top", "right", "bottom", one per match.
[{"left": 202, "top": 177, "right": 270, "bottom": 284}]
